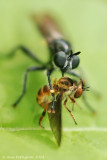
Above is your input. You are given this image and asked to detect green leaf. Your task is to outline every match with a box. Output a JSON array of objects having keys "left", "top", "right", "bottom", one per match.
[{"left": 0, "top": 0, "right": 107, "bottom": 159}]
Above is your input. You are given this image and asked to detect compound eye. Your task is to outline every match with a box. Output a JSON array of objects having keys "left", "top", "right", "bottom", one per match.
[
  {"left": 82, "top": 79, "right": 85, "bottom": 87},
  {"left": 54, "top": 51, "right": 66, "bottom": 68},
  {"left": 72, "top": 55, "right": 80, "bottom": 69}
]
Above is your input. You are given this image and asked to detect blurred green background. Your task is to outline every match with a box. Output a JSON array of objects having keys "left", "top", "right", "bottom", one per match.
[{"left": 0, "top": 0, "right": 107, "bottom": 159}]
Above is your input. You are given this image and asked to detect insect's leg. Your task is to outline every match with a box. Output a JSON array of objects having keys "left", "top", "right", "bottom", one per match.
[
  {"left": 78, "top": 67, "right": 101, "bottom": 98},
  {"left": 47, "top": 69, "right": 55, "bottom": 113},
  {"left": 67, "top": 70, "right": 81, "bottom": 79},
  {"left": 69, "top": 96, "right": 82, "bottom": 110},
  {"left": 69, "top": 96, "right": 75, "bottom": 111},
  {"left": 39, "top": 105, "right": 48, "bottom": 128},
  {"left": 68, "top": 70, "right": 96, "bottom": 113},
  {"left": 62, "top": 71, "right": 64, "bottom": 77},
  {"left": 64, "top": 98, "right": 77, "bottom": 125},
  {"left": 1, "top": 45, "right": 44, "bottom": 65},
  {"left": 68, "top": 69, "right": 99, "bottom": 97},
  {"left": 13, "top": 66, "right": 46, "bottom": 107},
  {"left": 82, "top": 94, "right": 96, "bottom": 114}
]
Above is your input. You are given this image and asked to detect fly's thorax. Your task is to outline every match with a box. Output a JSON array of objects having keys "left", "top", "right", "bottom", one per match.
[
  {"left": 52, "top": 39, "right": 72, "bottom": 69},
  {"left": 53, "top": 77, "right": 76, "bottom": 95},
  {"left": 52, "top": 39, "right": 71, "bottom": 53},
  {"left": 58, "top": 77, "right": 73, "bottom": 87}
]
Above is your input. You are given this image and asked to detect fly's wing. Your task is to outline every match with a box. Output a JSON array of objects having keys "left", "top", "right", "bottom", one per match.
[
  {"left": 32, "top": 14, "right": 63, "bottom": 43},
  {"left": 48, "top": 94, "right": 62, "bottom": 146}
]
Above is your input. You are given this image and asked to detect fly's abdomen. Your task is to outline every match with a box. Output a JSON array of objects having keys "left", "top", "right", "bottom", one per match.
[
  {"left": 32, "top": 14, "right": 72, "bottom": 59},
  {"left": 37, "top": 85, "right": 50, "bottom": 108},
  {"left": 32, "top": 14, "right": 63, "bottom": 43}
]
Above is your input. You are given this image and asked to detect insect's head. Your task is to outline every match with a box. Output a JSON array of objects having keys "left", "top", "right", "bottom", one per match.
[
  {"left": 74, "top": 79, "right": 89, "bottom": 98},
  {"left": 54, "top": 50, "right": 80, "bottom": 71}
]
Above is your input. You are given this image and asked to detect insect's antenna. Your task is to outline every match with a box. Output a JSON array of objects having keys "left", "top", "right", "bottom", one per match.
[
  {"left": 83, "top": 86, "right": 90, "bottom": 91},
  {"left": 69, "top": 51, "right": 81, "bottom": 59},
  {"left": 73, "top": 51, "right": 81, "bottom": 56}
]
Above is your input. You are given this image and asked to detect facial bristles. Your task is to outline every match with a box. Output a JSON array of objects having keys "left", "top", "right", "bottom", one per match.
[{"left": 70, "top": 85, "right": 77, "bottom": 91}]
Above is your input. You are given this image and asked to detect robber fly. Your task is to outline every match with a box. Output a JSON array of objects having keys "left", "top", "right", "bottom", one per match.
[
  {"left": 1, "top": 14, "right": 95, "bottom": 114},
  {"left": 3, "top": 14, "right": 83, "bottom": 112},
  {"left": 37, "top": 76, "right": 88, "bottom": 145}
]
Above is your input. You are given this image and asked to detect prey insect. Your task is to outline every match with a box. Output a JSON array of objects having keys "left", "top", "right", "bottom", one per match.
[
  {"left": 3, "top": 14, "right": 82, "bottom": 112},
  {"left": 37, "top": 76, "right": 88, "bottom": 145}
]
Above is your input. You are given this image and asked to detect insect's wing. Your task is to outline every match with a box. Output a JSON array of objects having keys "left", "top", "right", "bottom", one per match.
[
  {"left": 32, "top": 14, "right": 63, "bottom": 43},
  {"left": 48, "top": 94, "right": 62, "bottom": 146}
]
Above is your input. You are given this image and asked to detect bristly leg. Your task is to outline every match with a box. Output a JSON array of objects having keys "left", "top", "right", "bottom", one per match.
[
  {"left": 69, "top": 96, "right": 75, "bottom": 111},
  {"left": 82, "top": 94, "right": 96, "bottom": 114},
  {"left": 13, "top": 66, "right": 46, "bottom": 107},
  {"left": 39, "top": 105, "right": 48, "bottom": 128},
  {"left": 47, "top": 69, "right": 55, "bottom": 113},
  {"left": 67, "top": 70, "right": 81, "bottom": 79},
  {"left": 1, "top": 45, "right": 45, "bottom": 65}
]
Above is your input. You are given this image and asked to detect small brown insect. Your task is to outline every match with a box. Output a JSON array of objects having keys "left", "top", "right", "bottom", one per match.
[{"left": 37, "top": 77, "right": 88, "bottom": 145}]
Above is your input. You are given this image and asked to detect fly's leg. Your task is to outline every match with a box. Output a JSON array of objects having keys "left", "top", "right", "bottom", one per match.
[
  {"left": 78, "top": 67, "right": 99, "bottom": 113},
  {"left": 1, "top": 45, "right": 44, "bottom": 65},
  {"left": 67, "top": 70, "right": 96, "bottom": 113},
  {"left": 39, "top": 105, "right": 48, "bottom": 128},
  {"left": 69, "top": 92, "right": 96, "bottom": 114},
  {"left": 64, "top": 98, "right": 77, "bottom": 125},
  {"left": 62, "top": 71, "right": 65, "bottom": 77},
  {"left": 82, "top": 94, "right": 96, "bottom": 114},
  {"left": 67, "top": 70, "right": 81, "bottom": 79},
  {"left": 69, "top": 96, "right": 75, "bottom": 111},
  {"left": 69, "top": 96, "right": 82, "bottom": 111},
  {"left": 78, "top": 67, "right": 101, "bottom": 98},
  {"left": 47, "top": 69, "right": 55, "bottom": 113},
  {"left": 13, "top": 66, "right": 46, "bottom": 107}
]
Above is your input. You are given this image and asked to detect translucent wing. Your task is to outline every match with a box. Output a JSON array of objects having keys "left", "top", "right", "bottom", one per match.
[{"left": 48, "top": 94, "right": 62, "bottom": 146}]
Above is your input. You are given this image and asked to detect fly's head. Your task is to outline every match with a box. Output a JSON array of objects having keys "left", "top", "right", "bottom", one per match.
[{"left": 54, "top": 50, "right": 81, "bottom": 72}]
